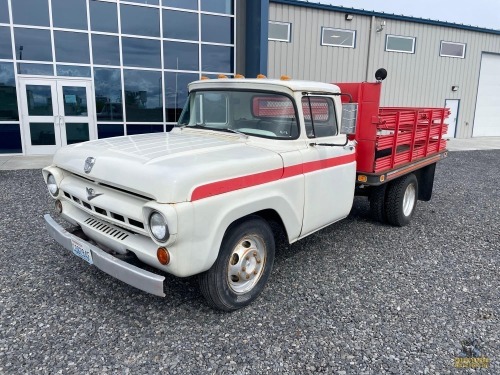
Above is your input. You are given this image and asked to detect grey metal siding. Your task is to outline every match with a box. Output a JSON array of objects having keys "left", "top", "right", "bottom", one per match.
[{"left": 268, "top": 2, "right": 500, "bottom": 138}]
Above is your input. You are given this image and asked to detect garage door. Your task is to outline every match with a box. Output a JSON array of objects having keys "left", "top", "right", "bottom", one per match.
[{"left": 473, "top": 53, "right": 500, "bottom": 137}]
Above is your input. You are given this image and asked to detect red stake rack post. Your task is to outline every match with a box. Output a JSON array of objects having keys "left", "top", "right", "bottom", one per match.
[{"left": 335, "top": 82, "right": 450, "bottom": 183}]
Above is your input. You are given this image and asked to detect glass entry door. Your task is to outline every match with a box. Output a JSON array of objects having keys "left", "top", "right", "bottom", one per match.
[{"left": 19, "top": 78, "right": 96, "bottom": 154}]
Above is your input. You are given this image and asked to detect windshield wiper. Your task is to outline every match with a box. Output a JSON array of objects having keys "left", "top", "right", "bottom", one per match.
[{"left": 221, "top": 128, "right": 249, "bottom": 138}]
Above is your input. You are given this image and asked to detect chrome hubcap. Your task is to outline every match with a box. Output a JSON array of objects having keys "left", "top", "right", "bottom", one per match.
[
  {"left": 402, "top": 183, "right": 416, "bottom": 216},
  {"left": 227, "top": 235, "right": 266, "bottom": 294}
]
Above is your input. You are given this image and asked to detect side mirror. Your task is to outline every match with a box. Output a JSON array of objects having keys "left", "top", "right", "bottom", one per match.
[{"left": 340, "top": 103, "right": 358, "bottom": 135}]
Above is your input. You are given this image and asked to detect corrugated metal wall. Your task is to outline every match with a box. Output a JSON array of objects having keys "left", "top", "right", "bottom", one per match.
[{"left": 268, "top": 2, "right": 500, "bottom": 138}]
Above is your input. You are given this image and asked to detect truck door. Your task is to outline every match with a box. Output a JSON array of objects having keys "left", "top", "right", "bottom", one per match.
[{"left": 299, "top": 95, "right": 356, "bottom": 236}]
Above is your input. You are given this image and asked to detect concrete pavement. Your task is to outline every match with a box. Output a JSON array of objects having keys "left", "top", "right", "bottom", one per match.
[{"left": 1, "top": 137, "right": 499, "bottom": 171}]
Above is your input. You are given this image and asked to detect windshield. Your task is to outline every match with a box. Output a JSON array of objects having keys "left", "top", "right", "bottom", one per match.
[{"left": 177, "top": 90, "right": 299, "bottom": 139}]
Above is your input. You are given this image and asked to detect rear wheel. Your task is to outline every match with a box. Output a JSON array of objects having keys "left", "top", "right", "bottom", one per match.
[
  {"left": 199, "top": 217, "right": 275, "bottom": 311},
  {"left": 385, "top": 173, "right": 418, "bottom": 227},
  {"left": 369, "top": 184, "right": 387, "bottom": 223}
]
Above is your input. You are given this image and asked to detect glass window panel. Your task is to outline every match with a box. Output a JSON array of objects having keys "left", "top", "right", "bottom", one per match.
[
  {"left": 440, "top": 42, "right": 465, "bottom": 58},
  {"left": 269, "top": 22, "right": 291, "bottom": 42},
  {"left": 200, "top": 0, "right": 233, "bottom": 14},
  {"left": 0, "top": 0, "right": 9, "bottom": 23},
  {"left": 201, "top": 45, "right": 233, "bottom": 73},
  {"left": 0, "top": 124, "right": 23, "bottom": 153},
  {"left": 386, "top": 35, "right": 415, "bottom": 53},
  {"left": 94, "top": 68, "right": 123, "bottom": 121},
  {"left": 26, "top": 85, "right": 53, "bottom": 116},
  {"left": 163, "top": 10, "right": 198, "bottom": 41},
  {"left": 56, "top": 65, "right": 91, "bottom": 77},
  {"left": 14, "top": 28, "right": 53, "bottom": 62},
  {"left": 0, "top": 63, "right": 19, "bottom": 120},
  {"left": 54, "top": 31, "right": 90, "bottom": 64},
  {"left": 201, "top": 15, "right": 233, "bottom": 44},
  {"left": 120, "top": 4, "right": 160, "bottom": 37},
  {"left": 98, "top": 123, "right": 124, "bottom": 139},
  {"left": 89, "top": 1, "right": 118, "bottom": 33},
  {"left": 126, "top": 124, "right": 163, "bottom": 135},
  {"left": 66, "top": 123, "right": 89, "bottom": 144},
  {"left": 52, "top": 0, "right": 88, "bottom": 30},
  {"left": 62, "top": 87, "right": 88, "bottom": 116},
  {"left": 0, "top": 27, "right": 12, "bottom": 59},
  {"left": 92, "top": 34, "right": 120, "bottom": 66},
  {"left": 29, "top": 122, "right": 56, "bottom": 145},
  {"left": 122, "top": 37, "right": 160, "bottom": 68},
  {"left": 12, "top": 0, "right": 50, "bottom": 26},
  {"left": 124, "top": 0, "right": 159, "bottom": 5},
  {"left": 164, "top": 41, "right": 198, "bottom": 71},
  {"left": 321, "top": 28, "right": 355, "bottom": 48},
  {"left": 18, "top": 63, "right": 54, "bottom": 75},
  {"left": 162, "top": 0, "right": 197, "bottom": 10},
  {"left": 124, "top": 69, "right": 163, "bottom": 122},
  {"left": 164, "top": 72, "right": 198, "bottom": 122}
]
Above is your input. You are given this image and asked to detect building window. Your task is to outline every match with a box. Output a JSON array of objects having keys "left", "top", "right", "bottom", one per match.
[
  {"left": 268, "top": 21, "right": 291, "bottom": 42},
  {"left": 440, "top": 41, "right": 466, "bottom": 58},
  {"left": 321, "top": 27, "right": 355, "bottom": 48},
  {"left": 385, "top": 35, "right": 415, "bottom": 54}
]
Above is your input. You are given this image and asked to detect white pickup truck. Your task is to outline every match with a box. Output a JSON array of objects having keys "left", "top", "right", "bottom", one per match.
[{"left": 43, "top": 74, "right": 448, "bottom": 311}]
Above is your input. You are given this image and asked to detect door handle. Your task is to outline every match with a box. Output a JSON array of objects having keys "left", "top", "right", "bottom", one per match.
[{"left": 59, "top": 115, "right": 65, "bottom": 128}]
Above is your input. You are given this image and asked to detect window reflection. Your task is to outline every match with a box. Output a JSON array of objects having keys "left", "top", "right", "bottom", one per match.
[
  {"left": 92, "top": 35, "right": 120, "bottom": 66},
  {"left": 89, "top": 1, "right": 118, "bottom": 33},
  {"left": 98, "top": 124, "right": 124, "bottom": 139},
  {"left": 126, "top": 124, "right": 164, "bottom": 135},
  {"left": 12, "top": 0, "right": 50, "bottom": 26},
  {"left": 201, "top": 15, "right": 234, "bottom": 44},
  {"left": 124, "top": 0, "right": 159, "bottom": 5},
  {"left": 122, "top": 37, "right": 161, "bottom": 68},
  {"left": 66, "top": 123, "right": 90, "bottom": 144},
  {"left": 0, "top": 125, "right": 23, "bottom": 153},
  {"left": 26, "top": 85, "right": 53, "bottom": 116},
  {"left": 62, "top": 87, "right": 88, "bottom": 116},
  {"left": 165, "top": 72, "right": 198, "bottom": 122},
  {"left": 121, "top": 4, "right": 160, "bottom": 37},
  {"left": 0, "top": 27, "right": 12, "bottom": 59},
  {"left": 0, "top": 0, "right": 9, "bottom": 23},
  {"left": 54, "top": 31, "right": 90, "bottom": 64},
  {"left": 164, "top": 41, "right": 198, "bottom": 71},
  {"left": 18, "top": 63, "right": 54, "bottom": 76},
  {"left": 162, "top": 0, "right": 197, "bottom": 10},
  {"left": 52, "top": 0, "right": 88, "bottom": 30},
  {"left": 124, "top": 69, "right": 163, "bottom": 122},
  {"left": 29, "top": 123, "right": 55, "bottom": 145},
  {"left": 56, "top": 65, "right": 91, "bottom": 77},
  {"left": 14, "top": 28, "right": 53, "bottom": 62},
  {"left": 201, "top": 45, "right": 233, "bottom": 73},
  {"left": 200, "top": 0, "right": 233, "bottom": 14},
  {"left": 163, "top": 10, "right": 198, "bottom": 41},
  {"left": 94, "top": 68, "right": 123, "bottom": 121},
  {"left": 0, "top": 63, "right": 19, "bottom": 121}
]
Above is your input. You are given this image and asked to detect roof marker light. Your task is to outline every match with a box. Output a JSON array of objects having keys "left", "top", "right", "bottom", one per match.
[
  {"left": 256, "top": 74, "right": 266, "bottom": 79},
  {"left": 280, "top": 75, "right": 291, "bottom": 80},
  {"left": 218, "top": 74, "right": 228, "bottom": 79},
  {"left": 234, "top": 74, "right": 245, "bottom": 78},
  {"left": 201, "top": 76, "right": 210, "bottom": 80}
]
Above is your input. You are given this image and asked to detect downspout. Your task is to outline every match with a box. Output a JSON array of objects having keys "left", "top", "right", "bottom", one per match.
[{"left": 365, "top": 16, "right": 375, "bottom": 81}]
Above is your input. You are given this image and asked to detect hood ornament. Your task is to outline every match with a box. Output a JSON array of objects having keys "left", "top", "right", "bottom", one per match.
[
  {"left": 84, "top": 157, "right": 95, "bottom": 174},
  {"left": 86, "top": 187, "right": 103, "bottom": 201}
]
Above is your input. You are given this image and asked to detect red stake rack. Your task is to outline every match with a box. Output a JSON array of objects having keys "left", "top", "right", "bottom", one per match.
[{"left": 335, "top": 82, "right": 449, "bottom": 182}]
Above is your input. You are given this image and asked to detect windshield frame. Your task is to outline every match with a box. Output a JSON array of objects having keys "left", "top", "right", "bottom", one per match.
[{"left": 177, "top": 88, "right": 301, "bottom": 140}]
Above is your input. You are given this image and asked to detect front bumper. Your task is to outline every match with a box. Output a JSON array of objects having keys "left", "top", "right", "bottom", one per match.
[{"left": 44, "top": 214, "right": 166, "bottom": 297}]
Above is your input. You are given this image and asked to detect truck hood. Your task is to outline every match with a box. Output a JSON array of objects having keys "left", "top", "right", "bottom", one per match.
[{"left": 53, "top": 129, "right": 284, "bottom": 203}]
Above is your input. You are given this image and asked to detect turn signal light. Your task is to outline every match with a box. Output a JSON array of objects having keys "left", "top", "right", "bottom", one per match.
[
  {"left": 256, "top": 74, "right": 266, "bottom": 79},
  {"left": 157, "top": 247, "right": 170, "bottom": 265},
  {"left": 357, "top": 175, "right": 367, "bottom": 183}
]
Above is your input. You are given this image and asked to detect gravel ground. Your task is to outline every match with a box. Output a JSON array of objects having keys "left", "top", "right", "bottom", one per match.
[{"left": 0, "top": 150, "right": 498, "bottom": 374}]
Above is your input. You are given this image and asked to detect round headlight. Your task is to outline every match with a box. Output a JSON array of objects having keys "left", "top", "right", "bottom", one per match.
[
  {"left": 149, "top": 212, "right": 169, "bottom": 242},
  {"left": 47, "top": 174, "right": 59, "bottom": 196}
]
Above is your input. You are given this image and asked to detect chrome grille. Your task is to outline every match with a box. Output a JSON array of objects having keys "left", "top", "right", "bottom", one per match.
[{"left": 84, "top": 218, "right": 129, "bottom": 241}]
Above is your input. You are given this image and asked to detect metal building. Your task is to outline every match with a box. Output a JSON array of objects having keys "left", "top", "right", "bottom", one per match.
[{"left": 267, "top": 0, "right": 500, "bottom": 138}]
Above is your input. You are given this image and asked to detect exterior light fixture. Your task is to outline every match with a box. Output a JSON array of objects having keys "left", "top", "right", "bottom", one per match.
[
  {"left": 345, "top": 14, "right": 353, "bottom": 21},
  {"left": 376, "top": 20, "right": 386, "bottom": 32},
  {"left": 452, "top": 85, "right": 459, "bottom": 92}
]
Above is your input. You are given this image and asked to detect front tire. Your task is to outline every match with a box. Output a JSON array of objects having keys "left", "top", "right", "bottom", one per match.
[
  {"left": 199, "top": 217, "right": 275, "bottom": 311},
  {"left": 385, "top": 173, "right": 418, "bottom": 227}
]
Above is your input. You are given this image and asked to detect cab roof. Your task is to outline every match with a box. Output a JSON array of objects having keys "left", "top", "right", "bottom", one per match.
[{"left": 188, "top": 78, "right": 341, "bottom": 94}]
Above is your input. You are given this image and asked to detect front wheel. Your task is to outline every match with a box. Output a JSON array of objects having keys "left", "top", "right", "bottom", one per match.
[
  {"left": 199, "top": 217, "right": 275, "bottom": 311},
  {"left": 385, "top": 173, "right": 418, "bottom": 227}
]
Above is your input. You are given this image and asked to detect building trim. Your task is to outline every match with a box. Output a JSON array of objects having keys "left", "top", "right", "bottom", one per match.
[{"left": 271, "top": 0, "right": 500, "bottom": 36}]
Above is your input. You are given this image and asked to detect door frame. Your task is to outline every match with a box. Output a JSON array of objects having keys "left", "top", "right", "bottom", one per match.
[
  {"left": 444, "top": 99, "right": 460, "bottom": 138},
  {"left": 18, "top": 76, "right": 96, "bottom": 155}
]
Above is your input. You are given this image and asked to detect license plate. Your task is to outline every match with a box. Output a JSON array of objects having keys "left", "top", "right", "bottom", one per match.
[{"left": 71, "top": 239, "right": 93, "bottom": 265}]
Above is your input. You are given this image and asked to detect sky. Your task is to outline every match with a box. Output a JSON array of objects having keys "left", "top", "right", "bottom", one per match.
[{"left": 318, "top": 0, "right": 500, "bottom": 30}]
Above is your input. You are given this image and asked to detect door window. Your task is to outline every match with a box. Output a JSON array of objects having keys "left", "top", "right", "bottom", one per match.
[{"left": 301, "top": 96, "right": 338, "bottom": 138}]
